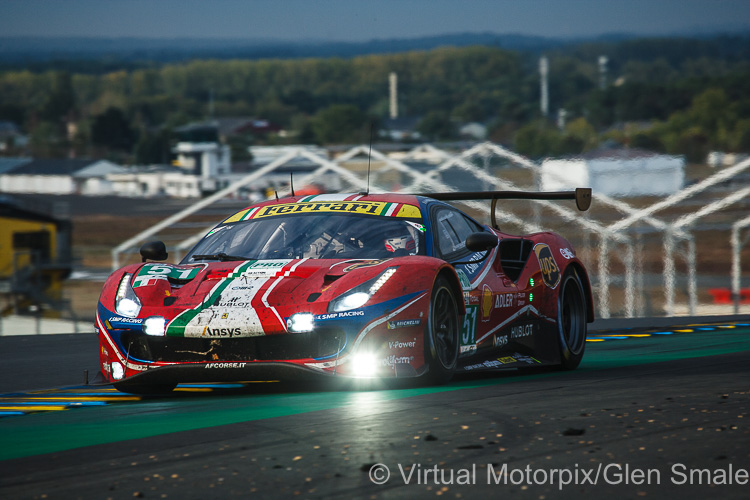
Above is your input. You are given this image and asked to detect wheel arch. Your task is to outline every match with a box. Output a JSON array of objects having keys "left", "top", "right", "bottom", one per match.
[
  {"left": 435, "top": 265, "right": 466, "bottom": 317},
  {"left": 563, "top": 261, "right": 595, "bottom": 323}
]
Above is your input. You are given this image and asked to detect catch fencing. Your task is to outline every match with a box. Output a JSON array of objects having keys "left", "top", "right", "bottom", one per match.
[{"left": 112, "top": 142, "right": 750, "bottom": 318}]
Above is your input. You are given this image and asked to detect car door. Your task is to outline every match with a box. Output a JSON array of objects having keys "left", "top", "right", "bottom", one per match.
[{"left": 429, "top": 205, "right": 518, "bottom": 358}]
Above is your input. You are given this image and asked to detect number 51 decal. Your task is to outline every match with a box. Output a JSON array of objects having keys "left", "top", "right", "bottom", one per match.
[{"left": 461, "top": 305, "right": 478, "bottom": 345}]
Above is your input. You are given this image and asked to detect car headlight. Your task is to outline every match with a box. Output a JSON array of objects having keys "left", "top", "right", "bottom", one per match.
[
  {"left": 287, "top": 313, "right": 315, "bottom": 333},
  {"left": 143, "top": 316, "right": 166, "bottom": 336},
  {"left": 115, "top": 273, "right": 142, "bottom": 318},
  {"left": 351, "top": 352, "right": 378, "bottom": 378},
  {"left": 328, "top": 267, "right": 398, "bottom": 313},
  {"left": 111, "top": 362, "right": 125, "bottom": 380}
]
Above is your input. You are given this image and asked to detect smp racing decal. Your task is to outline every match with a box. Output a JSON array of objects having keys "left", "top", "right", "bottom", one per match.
[
  {"left": 105, "top": 316, "right": 144, "bottom": 330},
  {"left": 533, "top": 243, "right": 561, "bottom": 289},
  {"left": 133, "top": 264, "right": 202, "bottom": 287},
  {"left": 315, "top": 310, "right": 366, "bottom": 321}
]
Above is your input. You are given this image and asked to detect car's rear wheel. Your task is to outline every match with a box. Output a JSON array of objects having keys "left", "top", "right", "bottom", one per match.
[
  {"left": 113, "top": 382, "right": 177, "bottom": 395},
  {"left": 424, "top": 275, "right": 460, "bottom": 384},
  {"left": 557, "top": 268, "right": 587, "bottom": 370}
]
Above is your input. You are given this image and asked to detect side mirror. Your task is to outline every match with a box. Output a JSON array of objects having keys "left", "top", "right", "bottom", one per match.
[
  {"left": 140, "top": 241, "right": 168, "bottom": 262},
  {"left": 465, "top": 232, "right": 499, "bottom": 252}
]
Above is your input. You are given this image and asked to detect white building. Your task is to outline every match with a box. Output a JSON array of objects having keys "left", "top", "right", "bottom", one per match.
[
  {"left": 106, "top": 167, "right": 203, "bottom": 198},
  {"left": 541, "top": 148, "right": 685, "bottom": 197},
  {"left": 173, "top": 142, "right": 231, "bottom": 179},
  {"left": 250, "top": 145, "right": 328, "bottom": 167},
  {"left": 0, "top": 159, "right": 126, "bottom": 195},
  {"left": 0, "top": 158, "right": 207, "bottom": 199}
]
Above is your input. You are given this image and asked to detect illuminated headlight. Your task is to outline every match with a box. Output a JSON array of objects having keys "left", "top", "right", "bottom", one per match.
[
  {"left": 329, "top": 267, "right": 398, "bottom": 313},
  {"left": 351, "top": 353, "right": 378, "bottom": 378},
  {"left": 143, "top": 316, "right": 166, "bottom": 336},
  {"left": 335, "top": 292, "right": 369, "bottom": 311},
  {"left": 111, "top": 362, "right": 124, "bottom": 380},
  {"left": 115, "top": 273, "right": 141, "bottom": 318},
  {"left": 287, "top": 313, "right": 315, "bottom": 333}
]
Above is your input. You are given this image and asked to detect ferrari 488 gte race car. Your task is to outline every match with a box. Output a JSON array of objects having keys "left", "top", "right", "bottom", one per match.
[{"left": 96, "top": 190, "right": 594, "bottom": 393}]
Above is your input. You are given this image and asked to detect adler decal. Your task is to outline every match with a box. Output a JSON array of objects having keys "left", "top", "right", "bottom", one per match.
[{"left": 533, "top": 243, "right": 561, "bottom": 289}]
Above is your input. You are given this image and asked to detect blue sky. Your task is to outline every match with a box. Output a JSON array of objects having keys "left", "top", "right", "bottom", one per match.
[{"left": 2, "top": 0, "right": 749, "bottom": 41}]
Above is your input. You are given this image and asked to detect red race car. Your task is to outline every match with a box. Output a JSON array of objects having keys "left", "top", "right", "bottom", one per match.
[{"left": 96, "top": 190, "right": 593, "bottom": 393}]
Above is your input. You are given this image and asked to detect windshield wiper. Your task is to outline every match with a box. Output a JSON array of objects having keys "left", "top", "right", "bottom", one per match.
[{"left": 190, "top": 253, "right": 249, "bottom": 262}]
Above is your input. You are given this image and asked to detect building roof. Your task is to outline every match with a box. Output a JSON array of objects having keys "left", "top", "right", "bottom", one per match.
[
  {"left": 0, "top": 157, "right": 32, "bottom": 174},
  {"left": 7, "top": 158, "right": 100, "bottom": 176},
  {"left": 581, "top": 147, "right": 680, "bottom": 161},
  {"left": 0, "top": 195, "right": 63, "bottom": 225},
  {"left": 72, "top": 160, "right": 128, "bottom": 178}
]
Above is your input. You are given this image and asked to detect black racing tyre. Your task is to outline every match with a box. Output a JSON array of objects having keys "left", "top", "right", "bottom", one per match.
[
  {"left": 557, "top": 268, "right": 588, "bottom": 370},
  {"left": 113, "top": 382, "right": 177, "bottom": 395},
  {"left": 424, "top": 275, "right": 460, "bottom": 384}
]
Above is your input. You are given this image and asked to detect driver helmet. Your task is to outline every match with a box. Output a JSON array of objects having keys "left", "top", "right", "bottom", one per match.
[{"left": 384, "top": 229, "right": 416, "bottom": 253}]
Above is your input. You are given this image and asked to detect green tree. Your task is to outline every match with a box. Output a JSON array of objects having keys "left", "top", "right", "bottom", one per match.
[
  {"left": 227, "top": 134, "right": 254, "bottom": 163},
  {"left": 514, "top": 121, "right": 561, "bottom": 158},
  {"left": 91, "top": 107, "right": 135, "bottom": 152},
  {"left": 732, "top": 119, "right": 750, "bottom": 152},
  {"left": 135, "top": 128, "right": 172, "bottom": 164},
  {"left": 630, "top": 131, "right": 665, "bottom": 152},
  {"left": 28, "top": 121, "right": 68, "bottom": 158},
  {"left": 311, "top": 104, "right": 368, "bottom": 144},
  {"left": 686, "top": 88, "right": 733, "bottom": 148},
  {"left": 562, "top": 117, "right": 597, "bottom": 152},
  {"left": 39, "top": 71, "right": 76, "bottom": 122},
  {"left": 417, "top": 111, "right": 456, "bottom": 142}
]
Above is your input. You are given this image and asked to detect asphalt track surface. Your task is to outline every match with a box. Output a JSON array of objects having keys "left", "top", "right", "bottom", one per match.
[{"left": 1, "top": 316, "right": 750, "bottom": 499}]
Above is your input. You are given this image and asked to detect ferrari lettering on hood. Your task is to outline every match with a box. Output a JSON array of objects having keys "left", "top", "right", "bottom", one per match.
[{"left": 224, "top": 201, "right": 421, "bottom": 222}]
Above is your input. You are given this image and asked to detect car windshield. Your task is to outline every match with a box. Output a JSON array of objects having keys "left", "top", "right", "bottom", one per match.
[{"left": 183, "top": 214, "right": 427, "bottom": 262}]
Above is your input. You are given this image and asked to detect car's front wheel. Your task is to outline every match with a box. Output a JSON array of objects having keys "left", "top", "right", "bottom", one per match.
[
  {"left": 424, "top": 275, "right": 460, "bottom": 384},
  {"left": 557, "top": 268, "right": 587, "bottom": 370}
]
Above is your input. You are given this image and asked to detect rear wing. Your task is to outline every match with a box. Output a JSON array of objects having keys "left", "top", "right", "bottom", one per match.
[{"left": 416, "top": 188, "right": 592, "bottom": 229}]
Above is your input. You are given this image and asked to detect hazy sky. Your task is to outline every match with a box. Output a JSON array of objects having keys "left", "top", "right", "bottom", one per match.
[{"left": 2, "top": 0, "right": 749, "bottom": 41}]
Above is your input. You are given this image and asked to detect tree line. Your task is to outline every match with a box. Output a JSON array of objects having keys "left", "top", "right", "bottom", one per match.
[{"left": 0, "top": 36, "right": 748, "bottom": 164}]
